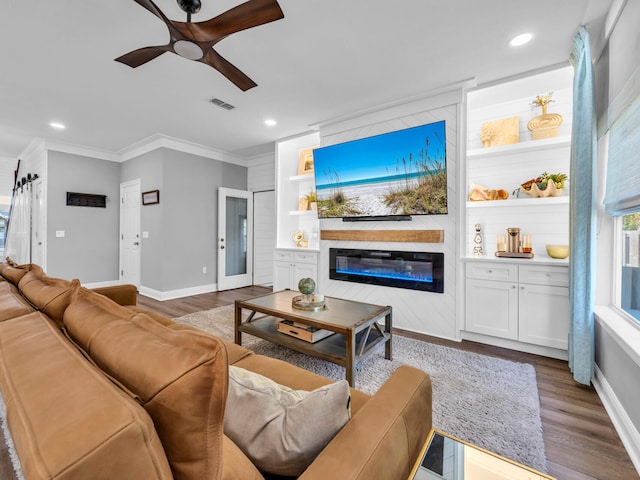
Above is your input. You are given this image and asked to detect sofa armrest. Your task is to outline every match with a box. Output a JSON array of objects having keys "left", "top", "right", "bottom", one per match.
[
  {"left": 299, "top": 365, "right": 432, "bottom": 480},
  {"left": 90, "top": 284, "right": 138, "bottom": 306}
]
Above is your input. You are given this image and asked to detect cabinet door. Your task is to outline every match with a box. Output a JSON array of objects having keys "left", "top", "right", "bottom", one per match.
[
  {"left": 518, "top": 284, "right": 569, "bottom": 349},
  {"left": 273, "top": 261, "right": 292, "bottom": 291},
  {"left": 465, "top": 279, "right": 518, "bottom": 339},
  {"left": 292, "top": 263, "right": 317, "bottom": 288}
]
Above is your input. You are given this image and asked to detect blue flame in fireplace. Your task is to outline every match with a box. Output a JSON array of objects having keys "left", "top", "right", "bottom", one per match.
[{"left": 335, "top": 267, "right": 433, "bottom": 283}]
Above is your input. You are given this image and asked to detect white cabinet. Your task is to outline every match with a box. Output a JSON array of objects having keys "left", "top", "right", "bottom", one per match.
[
  {"left": 273, "top": 249, "right": 318, "bottom": 291},
  {"left": 464, "top": 261, "right": 569, "bottom": 351},
  {"left": 466, "top": 278, "right": 519, "bottom": 339},
  {"left": 518, "top": 283, "right": 569, "bottom": 350}
]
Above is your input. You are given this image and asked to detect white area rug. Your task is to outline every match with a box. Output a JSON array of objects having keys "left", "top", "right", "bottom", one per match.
[
  {"left": 175, "top": 305, "right": 549, "bottom": 473},
  {"left": 0, "top": 394, "right": 24, "bottom": 480}
]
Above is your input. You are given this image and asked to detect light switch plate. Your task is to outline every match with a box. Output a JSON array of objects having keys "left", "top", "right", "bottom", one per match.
[{"left": 55, "top": 231, "right": 65, "bottom": 238}]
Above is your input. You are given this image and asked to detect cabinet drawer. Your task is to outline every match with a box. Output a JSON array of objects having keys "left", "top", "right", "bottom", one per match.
[
  {"left": 294, "top": 252, "right": 317, "bottom": 264},
  {"left": 466, "top": 263, "right": 518, "bottom": 282},
  {"left": 519, "top": 265, "right": 569, "bottom": 286},
  {"left": 274, "top": 251, "right": 295, "bottom": 262}
]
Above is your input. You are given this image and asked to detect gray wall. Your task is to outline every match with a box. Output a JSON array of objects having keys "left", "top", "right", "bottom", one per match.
[
  {"left": 121, "top": 148, "right": 246, "bottom": 292},
  {"left": 46, "top": 151, "right": 120, "bottom": 282}
]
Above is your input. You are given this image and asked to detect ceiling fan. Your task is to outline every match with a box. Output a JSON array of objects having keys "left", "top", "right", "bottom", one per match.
[{"left": 115, "top": 0, "right": 284, "bottom": 91}]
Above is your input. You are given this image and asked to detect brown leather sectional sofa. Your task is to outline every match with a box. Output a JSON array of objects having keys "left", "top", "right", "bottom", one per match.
[{"left": 0, "top": 262, "right": 432, "bottom": 480}]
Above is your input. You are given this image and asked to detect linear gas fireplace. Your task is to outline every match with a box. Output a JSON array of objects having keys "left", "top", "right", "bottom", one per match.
[{"left": 329, "top": 248, "right": 444, "bottom": 293}]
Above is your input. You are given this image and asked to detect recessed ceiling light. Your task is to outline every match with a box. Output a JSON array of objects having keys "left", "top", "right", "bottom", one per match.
[
  {"left": 49, "top": 122, "right": 66, "bottom": 130},
  {"left": 264, "top": 119, "right": 277, "bottom": 126},
  {"left": 509, "top": 33, "right": 533, "bottom": 47}
]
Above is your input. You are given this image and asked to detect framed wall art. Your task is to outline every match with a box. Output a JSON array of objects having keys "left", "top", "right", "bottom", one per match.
[
  {"left": 142, "top": 189, "right": 160, "bottom": 205},
  {"left": 298, "top": 146, "right": 317, "bottom": 175}
]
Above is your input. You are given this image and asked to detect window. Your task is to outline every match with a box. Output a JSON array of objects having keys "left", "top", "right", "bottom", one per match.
[
  {"left": 621, "top": 213, "right": 640, "bottom": 321},
  {"left": 604, "top": 93, "right": 640, "bottom": 323}
]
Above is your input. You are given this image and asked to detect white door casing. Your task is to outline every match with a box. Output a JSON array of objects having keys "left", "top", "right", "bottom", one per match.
[
  {"left": 217, "top": 187, "right": 253, "bottom": 291},
  {"left": 120, "top": 180, "right": 141, "bottom": 286},
  {"left": 252, "top": 190, "right": 275, "bottom": 286},
  {"left": 31, "top": 179, "right": 46, "bottom": 268}
]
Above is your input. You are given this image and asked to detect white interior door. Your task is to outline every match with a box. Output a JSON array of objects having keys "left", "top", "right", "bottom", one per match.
[
  {"left": 120, "top": 180, "right": 141, "bottom": 286},
  {"left": 218, "top": 187, "right": 253, "bottom": 291}
]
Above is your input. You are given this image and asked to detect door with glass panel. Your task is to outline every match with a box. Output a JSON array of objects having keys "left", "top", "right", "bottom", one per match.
[{"left": 217, "top": 188, "right": 253, "bottom": 291}]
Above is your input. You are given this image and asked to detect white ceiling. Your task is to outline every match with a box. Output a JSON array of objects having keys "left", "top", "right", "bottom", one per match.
[{"left": 0, "top": 0, "right": 611, "bottom": 160}]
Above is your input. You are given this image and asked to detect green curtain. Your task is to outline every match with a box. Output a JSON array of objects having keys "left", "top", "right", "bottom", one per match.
[{"left": 568, "top": 26, "right": 597, "bottom": 385}]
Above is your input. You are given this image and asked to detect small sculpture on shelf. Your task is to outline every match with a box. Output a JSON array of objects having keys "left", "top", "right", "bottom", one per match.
[
  {"left": 528, "top": 92, "right": 563, "bottom": 140},
  {"left": 472, "top": 224, "right": 484, "bottom": 256}
]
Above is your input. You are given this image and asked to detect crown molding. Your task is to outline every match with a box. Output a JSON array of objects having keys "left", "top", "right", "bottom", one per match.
[
  {"left": 119, "top": 133, "right": 247, "bottom": 166},
  {"left": 17, "top": 134, "right": 248, "bottom": 166}
]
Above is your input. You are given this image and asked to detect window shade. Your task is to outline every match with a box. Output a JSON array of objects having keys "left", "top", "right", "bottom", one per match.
[{"left": 604, "top": 94, "right": 640, "bottom": 216}]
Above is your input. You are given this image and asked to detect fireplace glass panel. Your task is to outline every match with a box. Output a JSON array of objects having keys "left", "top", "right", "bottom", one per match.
[{"left": 330, "top": 249, "right": 444, "bottom": 293}]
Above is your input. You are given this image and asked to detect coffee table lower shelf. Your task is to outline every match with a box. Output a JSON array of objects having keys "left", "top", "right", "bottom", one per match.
[{"left": 238, "top": 315, "right": 389, "bottom": 372}]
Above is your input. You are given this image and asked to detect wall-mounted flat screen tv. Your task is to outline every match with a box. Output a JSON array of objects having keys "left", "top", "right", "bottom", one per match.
[{"left": 313, "top": 120, "right": 447, "bottom": 220}]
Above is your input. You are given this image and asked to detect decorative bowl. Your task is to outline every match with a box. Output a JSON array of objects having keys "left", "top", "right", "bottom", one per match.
[
  {"left": 520, "top": 179, "right": 564, "bottom": 198},
  {"left": 546, "top": 244, "right": 569, "bottom": 259}
]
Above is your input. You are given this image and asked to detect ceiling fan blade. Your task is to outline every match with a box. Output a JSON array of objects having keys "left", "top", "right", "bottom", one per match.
[
  {"left": 115, "top": 46, "right": 169, "bottom": 68},
  {"left": 132, "top": 0, "right": 171, "bottom": 23},
  {"left": 189, "top": 0, "right": 284, "bottom": 41},
  {"left": 131, "top": 0, "right": 185, "bottom": 40},
  {"left": 202, "top": 49, "right": 257, "bottom": 91}
]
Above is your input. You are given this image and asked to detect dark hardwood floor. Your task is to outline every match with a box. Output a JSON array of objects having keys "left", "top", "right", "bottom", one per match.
[{"left": 1, "top": 286, "right": 637, "bottom": 480}]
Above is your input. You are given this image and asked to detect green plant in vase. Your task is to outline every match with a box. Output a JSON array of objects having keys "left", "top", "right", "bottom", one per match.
[{"left": 306, "top": 191, "right": 317, "bottom": 210}]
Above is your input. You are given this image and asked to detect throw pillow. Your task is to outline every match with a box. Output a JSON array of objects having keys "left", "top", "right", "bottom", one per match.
[{"left": 224, "top": 365, "right": 351, "bottom": 476}]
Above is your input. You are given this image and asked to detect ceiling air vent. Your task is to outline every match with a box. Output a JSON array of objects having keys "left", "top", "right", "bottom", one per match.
[{"left": 210, "top": 98, "right": 235, "bottom": 110}]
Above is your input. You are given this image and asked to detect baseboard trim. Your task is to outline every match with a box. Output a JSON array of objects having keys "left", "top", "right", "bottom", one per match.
[
  {"left": 138, "top": 283, "right": 218, "bottom": 301},
  {"left": 82, "top": 280, "right": 122, "bottom": 289},
  {"left": 460, "top": 331, "right": 568, "bottom": 360},
  {"left": 593, "top": 364, "right": 640, "bottom": 475}
]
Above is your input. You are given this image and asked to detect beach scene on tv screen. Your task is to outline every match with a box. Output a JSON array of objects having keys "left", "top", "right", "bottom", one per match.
[{"left": 313, "top": 120, "right": 447, "bottom": 218}]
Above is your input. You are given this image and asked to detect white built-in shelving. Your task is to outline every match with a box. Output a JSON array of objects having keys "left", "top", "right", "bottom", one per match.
[
  {"left": 462, "top": 66, "right": 574, "bottom": 358},
  {"left": 274, "top": 132, "right": 320, "bottom": 291},
  {"left": 465, "top": 66, "right": 574, "bottom": 258}
]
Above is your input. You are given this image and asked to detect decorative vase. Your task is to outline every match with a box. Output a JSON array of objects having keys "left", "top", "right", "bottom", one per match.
[{"left": 527, "top": 103, "right": 563, "bottom": 140}]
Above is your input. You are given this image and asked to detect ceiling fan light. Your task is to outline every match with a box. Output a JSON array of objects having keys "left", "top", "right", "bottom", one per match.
[{"left": 174, "top": 40, "right": 204, "bottom": 60}]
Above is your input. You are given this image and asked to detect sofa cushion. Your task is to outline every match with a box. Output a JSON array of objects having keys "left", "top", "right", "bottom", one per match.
[
  {"left": 18, "top": 266, "right": 80, "bottom": 327},
  {"left": 221, "top": 435, "right": 264, "bottom": 480},
  {"left": 0, "top": 312, "right": 173, "bottom": 480},
  {"left": 224, "top": 365, "right": 351, "bottom": 477},
  {"left": 0, "top": 264, "right": 30, "bottom": 286},
  {"left": 0, "top": 281, "right": 35, "bottom": 322},
  {"left": 64, "top": 288, "right": 228, "bottom": 480}
]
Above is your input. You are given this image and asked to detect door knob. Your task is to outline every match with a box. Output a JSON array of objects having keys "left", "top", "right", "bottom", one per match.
[
  {"left": 220, "top": 245, "right": 225, "bottom": 250},
  {"left": 134, "top": 242, "right": 139, "bottom": 246}
]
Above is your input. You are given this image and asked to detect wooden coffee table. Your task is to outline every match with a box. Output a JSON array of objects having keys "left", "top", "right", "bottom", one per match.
[{"left": 234, "top": 289, "right": 392, "bottom": 387}]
